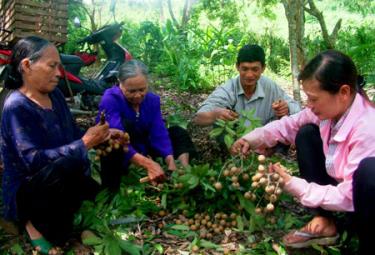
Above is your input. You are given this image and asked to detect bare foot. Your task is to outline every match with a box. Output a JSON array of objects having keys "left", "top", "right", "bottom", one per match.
[
  {"left": 283, "top": 216, "right": 337, "bottom": 245},
  {"left": 25, "top": 221, "right": 62, "bottom": 255}
]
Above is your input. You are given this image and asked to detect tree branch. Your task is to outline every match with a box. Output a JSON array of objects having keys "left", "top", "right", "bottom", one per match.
[
  {"left": 306, "top": 0, "right": 333, "bottom": 48},
  {"left": 305, "top": 0, "right": 342, "bottom": 49}
]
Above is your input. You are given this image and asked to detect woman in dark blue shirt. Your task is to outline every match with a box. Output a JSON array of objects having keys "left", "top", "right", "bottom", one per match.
[
  {"left": 1, "top": 36, "right": 112, "bottom": 254},
  {"left": 98, "top": 60, "right": 196, "bottom": 189}
]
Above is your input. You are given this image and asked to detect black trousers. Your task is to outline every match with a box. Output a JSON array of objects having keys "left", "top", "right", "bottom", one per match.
[
  {"left": 100, "top": 126, "right": 196, "bottom": 191},
  {"left": 16, "top": 156, "right": 99, "bottom": 245},
  {"left": 296, "top": 124, "right": 375, "bottom": 255}
]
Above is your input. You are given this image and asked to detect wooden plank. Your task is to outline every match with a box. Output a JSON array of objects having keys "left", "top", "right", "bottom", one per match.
[
  {"left": 13, "top": 13, "right": 67, "bottom": 26},
  {"left": 13, "top": 21, "right": 68, "bottom": 34},
  {"left": 13, "top": 29, "right": 67, "bottom": 43},
  {"left": 14, "top": 6, "right": 68, "bottom": 18},
  {"left": 2, "top": 0, "right": 15, "bottom": 18},
  {"left": 14, "top": 1, "right": 68, "bottom": 11}
]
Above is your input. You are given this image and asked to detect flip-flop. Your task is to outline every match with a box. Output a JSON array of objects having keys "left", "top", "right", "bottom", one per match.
[
  {"left": 30, "top": 237, "right": 61, "bottom": 255},
  {"left": 283, "top": 229, "right": 339, "bottom": 249}
]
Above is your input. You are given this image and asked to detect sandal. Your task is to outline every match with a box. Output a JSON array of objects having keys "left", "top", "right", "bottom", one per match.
[
  {"left": 30, "top": 237, "right": 61, "bottom": 255},
  {"left": 282, "top": 229, "right": 339, "bottom": 248}
]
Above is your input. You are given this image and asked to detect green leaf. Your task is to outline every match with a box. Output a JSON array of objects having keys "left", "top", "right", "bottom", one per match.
[
  {"left": 10, "top": 243, "right": 24, "bottom": 255},
  {"left": 199, "top": 239, "right": 220, "bottom": 249},
  {"left": 161, "top": 193, "right": 167, "bottom": 209},
  {"left": 119, "top": 240, "right": 142, "bottom": 255},
  {"left": 153, "top": 243, "right": 164, "bottom": 254},
  {"left": 82, "top": 236, "right": 103, "bottom": 246},
  {"left": 311, "top": 244, "right": 328, "bottom": 254},
  {"left": 224, "top": 134, "right": 234, "bottom": 148},
  {"left": 236, "top": 215, "right": 244, "bottom": 231},
  {"left": 209, "top": 127, "right": 224, "bottom": 138},
  {"left": 201, "top": 181, "right": 216, "bottom": 193},
  {"left": 170, "top": 224, "right": 190, "bottom": 231},
  {"left": 186, "top": 175, "right": 200, "bottom": 189},
  {"left": 215, "top": 119, "right": 226, "bottom": 127},
  {"left": 105, "top": 240, "right": 122, "bottom": 255},
  {"left": 237, "top": 193, "right": 255, "bottom": 215},
  {"left": 224, "top": 126, "right": 237, "bottom": 136}
]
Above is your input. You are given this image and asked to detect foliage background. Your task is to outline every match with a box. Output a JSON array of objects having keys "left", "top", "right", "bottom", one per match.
[{"left": 64, "top": 0, "right": 375, "bottom": 96}]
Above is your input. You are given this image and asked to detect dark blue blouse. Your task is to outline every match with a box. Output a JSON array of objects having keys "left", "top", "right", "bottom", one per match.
[
  {"left": 97, "top": 86, "right": 173, "bottom": 165},
  {"left": 1, "top": 89, "right": 88, "bottom": 220}
]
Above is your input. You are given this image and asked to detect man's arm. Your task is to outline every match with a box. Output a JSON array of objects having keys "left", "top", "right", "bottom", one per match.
[
  {"left": 193, "top": 83, "right": 237, "bottom": 126},
  {"left": 193, "top": 108, "right": 238, "bottom": 126}
]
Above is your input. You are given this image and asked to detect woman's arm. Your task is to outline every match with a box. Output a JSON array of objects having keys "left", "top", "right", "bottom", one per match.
[
  {"left": 148, "top": 96, "right": 174, "bottom": 159},
  {"left": 3, "top": 106, "right": 88, "bottom": 173},
  {"left": 239, "top": 108, "right": 319, "bottom": 154}
]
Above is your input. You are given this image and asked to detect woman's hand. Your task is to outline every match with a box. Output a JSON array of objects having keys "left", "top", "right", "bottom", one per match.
[
  {"left": 131, "top": 153, "right": 166, "bottom": 183},
  {"left": 230, "top": 138, "right": 251, "bottom": 156},
  {"left": 145, "top": 159, "right": 166, "bottom": 183},
  {"left": 165, "top": 155, "right": 177, "bottom": 171},
  {"left": 82, "top": 122, "right": 110, "bottom": 149},
  {"left": 270, "top": 162, "right": 292, "bottom": 183}
]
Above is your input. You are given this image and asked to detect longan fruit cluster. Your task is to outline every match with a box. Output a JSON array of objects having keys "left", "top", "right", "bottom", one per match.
[
  {"left": 245, "top": 155, "right": 285, "bottom": 214},
  {"left": 94, "top": 111, "right": 130, "bottom": 161},
  {"left": 214, "top": 163, "right": 250, "bottom": 191},
  {"left": 173, "top": 212, "right": 238, "bottom": 239}
]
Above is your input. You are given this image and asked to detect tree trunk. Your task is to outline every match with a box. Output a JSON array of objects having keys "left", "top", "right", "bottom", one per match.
[
  {"left": 282, "top": 0, "right": 304, "bottom": 102},
  {"left": 157, "top": 0, "right": 165, "bottom": 23},
  {"left": 167, "top": 0, "right": 180, "bottom": 28}
]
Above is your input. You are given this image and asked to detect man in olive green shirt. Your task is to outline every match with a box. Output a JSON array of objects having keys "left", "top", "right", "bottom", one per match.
[{"left": 194, "top": 44, "right": 301, "bottom": 126}]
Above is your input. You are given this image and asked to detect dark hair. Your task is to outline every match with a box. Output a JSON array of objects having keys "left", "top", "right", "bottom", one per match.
[
  {"left": 298, "top": 50, "right": 365, "bottom": 96},
  {"left": 4, "top": 36, "right": 53, "bottom": 89},
  {"left": 236, "top": 44, "right": 265, "bottom": 66},
  {"left": 118, "top": 59, "right": 149, "bottom": 83}
]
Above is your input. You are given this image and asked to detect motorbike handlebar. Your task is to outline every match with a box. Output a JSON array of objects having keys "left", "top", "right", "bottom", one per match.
[{"left": 78, "top": 22, "right": 124, "bottom": 45}]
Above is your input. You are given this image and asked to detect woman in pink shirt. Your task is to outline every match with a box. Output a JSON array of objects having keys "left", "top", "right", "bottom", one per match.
[{"left": 231, "top": 50, "right": 375, "bottom": 254}]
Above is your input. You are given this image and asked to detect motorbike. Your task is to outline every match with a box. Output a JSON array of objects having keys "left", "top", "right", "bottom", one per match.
[
  {"left": 0, "top": 21, "right": 132, "bottom": 111},
  {"left": 58, "top": 21, "right": 132, "bottom": 98}
]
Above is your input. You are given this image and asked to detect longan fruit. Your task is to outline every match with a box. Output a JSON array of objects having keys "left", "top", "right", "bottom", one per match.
[
  {"left": 231, "top": 176, "right": 238, "bottom": 183},
  {"left": 258, "top": 154, "right": 266, "bottom": 163},
  {"left": 158, "top": 210, "right": 166, "bottom": 217},
  {"left": 191, "top": 245, "right": 199, "bottom": 252},
  {"left": 244, "top": 192, "right": 252, "bottom": 200},
  {"left": 266, "top": 203, "right": 275, "bottom": 212},
  {"left": 242, "top": 173, "right": 250, "bottom": 181},
  {"left": 214, "top": 182, "right": 223, "bottom": 191},
  {"left": 258, "top": 164, "right": 265, "bottom": 172}
]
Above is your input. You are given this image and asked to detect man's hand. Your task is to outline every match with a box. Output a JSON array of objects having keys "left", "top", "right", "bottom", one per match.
[
  {"left": 214, "top": 108, "right": 239, "bottom": 121},
  {"left": 272, "top": 100, "right": 289, "bottom": 118},
  {"left": 230, "top": 138, "right": 251, "bottom": 156}
]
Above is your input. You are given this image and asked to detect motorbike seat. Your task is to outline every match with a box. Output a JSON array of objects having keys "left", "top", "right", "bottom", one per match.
[{"left": 60, "top": 54, "right": 84, "bottom": 76}]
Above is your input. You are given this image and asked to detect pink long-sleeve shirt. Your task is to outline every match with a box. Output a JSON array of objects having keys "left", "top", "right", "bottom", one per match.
[{"left": 242, "top": 94, "right": 375, "bottom": 212}]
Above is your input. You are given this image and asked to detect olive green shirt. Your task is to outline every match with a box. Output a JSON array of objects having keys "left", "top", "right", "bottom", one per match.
[{"left": 197, "top": 75, "right": 301, "bottom": 125}]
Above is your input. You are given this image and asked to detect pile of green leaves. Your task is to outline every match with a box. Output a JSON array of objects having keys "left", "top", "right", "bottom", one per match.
[{"left": 209, "top": 109, "right": 262, "bottom": 148}]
